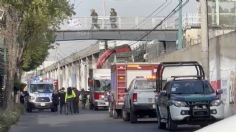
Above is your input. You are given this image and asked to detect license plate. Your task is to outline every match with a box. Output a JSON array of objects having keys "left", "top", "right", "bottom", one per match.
[{"left": 40, "top": 103, "right": 46, "bottom": 106}]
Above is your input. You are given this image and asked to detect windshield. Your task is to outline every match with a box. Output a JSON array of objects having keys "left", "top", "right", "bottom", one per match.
[
  {"left": 29, "top": 84, "right": 53, "bottom": 93},
  {"left": 94, "top": 79, "right": 111, "bottom": 91},
  {"left": 135, "top": 80, "right": 156, "bottom": 89},
  {"left": 171, "top": 80, "right": 214, "bottom": 94}
]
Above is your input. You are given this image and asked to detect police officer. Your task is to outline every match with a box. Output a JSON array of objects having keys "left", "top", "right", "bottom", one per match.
[
  {"left": 59, "top": 87, "right": 66, "bottom": 114},
  {"left": 72, "top": 87, "right": 80, "bottom": 114},
  {"left": 65, "top": 87, "right": 76, "bottom": 114}
]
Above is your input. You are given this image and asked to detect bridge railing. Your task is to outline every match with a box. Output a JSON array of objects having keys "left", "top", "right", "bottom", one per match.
[{"left": 60, "top": 16, "right": 177, "bottom": 30}]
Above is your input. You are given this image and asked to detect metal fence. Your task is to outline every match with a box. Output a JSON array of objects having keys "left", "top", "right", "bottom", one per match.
[{"left": 60, "top": 16, "right": 177, "bottom": 30}]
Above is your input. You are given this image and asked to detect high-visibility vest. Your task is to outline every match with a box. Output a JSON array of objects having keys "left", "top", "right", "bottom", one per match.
[{"left": 65, "top": 91, "right": 76, "bottom": 102}]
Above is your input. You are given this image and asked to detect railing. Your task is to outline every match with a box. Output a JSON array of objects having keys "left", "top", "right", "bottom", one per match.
[{"left": 60, "top": 16, "right": 177, "bottom": 30}]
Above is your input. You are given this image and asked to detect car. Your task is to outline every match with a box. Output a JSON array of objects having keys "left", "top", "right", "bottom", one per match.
[
  {"left": 195, "top": 114, "right": 236, "bottom": 132},
  {"left": 122, "top": 77, "right": 157, "bottom": 123},
  {"left": 156, "top": 77, "right": 224, "bottom": 130}
]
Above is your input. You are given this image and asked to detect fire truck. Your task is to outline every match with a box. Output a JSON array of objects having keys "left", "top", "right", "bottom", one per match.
[
  {"left": 109, "top": 63, "right": 159, "bottom": 118},
  {"left": 88, "top": 69, "right": 111, "bottom": 110}
]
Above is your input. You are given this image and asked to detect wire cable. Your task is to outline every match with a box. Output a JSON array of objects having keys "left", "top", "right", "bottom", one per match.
[
  {"left": 133, "top": 0, "right": 172, "bottom": 29},
  {"left": 129, "top": 0, "right": 189, "bottom": 47}
]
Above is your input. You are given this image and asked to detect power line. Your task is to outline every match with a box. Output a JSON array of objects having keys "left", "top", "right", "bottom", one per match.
[
  {"left": 129, "top": 0, "right": 189, "bottom": 47},
  {"left": 133, "top": 0, "right": 172, "bottom": 29}
]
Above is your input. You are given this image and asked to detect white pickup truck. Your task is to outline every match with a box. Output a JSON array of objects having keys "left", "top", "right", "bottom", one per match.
[{"left": 122, "top": 77, "right": 156, "bottom": 123}]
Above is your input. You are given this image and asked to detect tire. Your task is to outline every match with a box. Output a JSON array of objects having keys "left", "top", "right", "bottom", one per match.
[
  {"left": 130, "top": 108, "right": 137, "bottom": 123},
  {"left": 94, "top": 106, "right": 98, "bottom": 111},
  {"left": 51, "top": 108, "right": 55, "bottom": 112},
  {"left": 122, "top": 108, "right": 130, "bottom": 121},
  {"left": 157, "top": 107, "right": 166, "bottom": 129},
  {"left": 166, "top": 110, "right": 177, "bottom": 130},
  {"left": 27, "top": 107, "right": 32, "bottom": 113}
]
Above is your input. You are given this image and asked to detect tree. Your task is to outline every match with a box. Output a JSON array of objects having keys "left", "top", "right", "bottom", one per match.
[{"left": 0, "top": 0, "right": 75, "bottom": 110}]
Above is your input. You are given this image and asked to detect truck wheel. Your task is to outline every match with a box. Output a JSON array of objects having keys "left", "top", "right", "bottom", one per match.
[
  {"left": 157, "top": 108, "right": 166, "bottom": 129},
  {"left": 130, "top": 109, "right": 137, "bottom": 123},
  {"left": 94, "top": 106, "right": 98, "bottom": 111},
  {"left": 122, "top": 108, "right": 130, "bottom": 121},
  {"left": 166, "top": 111, "right": 177, "bottom": 130},
  {"left": 27, "top": 107, "right": 32, "bottom": 113}
]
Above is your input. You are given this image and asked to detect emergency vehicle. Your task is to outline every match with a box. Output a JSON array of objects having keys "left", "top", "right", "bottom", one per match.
[
  {"left": 109, "top": 63, "right": 159, "bottom": 118},
  {"left": 24, "top": 76, "right": 56, "bottom": 112},
  {"left": 88, "top": 69, "right": 111, "bottom": 110}
]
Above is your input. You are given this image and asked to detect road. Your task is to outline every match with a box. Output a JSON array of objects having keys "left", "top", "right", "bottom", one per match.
[{"left": 9, "top": 109, "right": 199, "bottom": 132}]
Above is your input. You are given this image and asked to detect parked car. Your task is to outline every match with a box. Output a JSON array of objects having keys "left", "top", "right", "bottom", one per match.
[
  {"left": 156, "top": 78, "right": 224, "bottom": 130},
  {"left": 122, "top": 77, "right": 157, "bottom": 123}
]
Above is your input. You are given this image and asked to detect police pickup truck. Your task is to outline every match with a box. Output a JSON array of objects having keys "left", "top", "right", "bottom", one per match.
[
  {"left": 122, "top": 77, "right": 156, "bottom": 123},
  {"left": 155, "top": 61, "right": 224, "bottom": 130}
]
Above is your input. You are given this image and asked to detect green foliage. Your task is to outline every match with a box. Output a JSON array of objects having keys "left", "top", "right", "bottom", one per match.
[
  {"left": 1, "top": 0, "right": 75, "bottom": 71},
  {"left": 0, "top": 104, "right": 24, "bottom": 132}
]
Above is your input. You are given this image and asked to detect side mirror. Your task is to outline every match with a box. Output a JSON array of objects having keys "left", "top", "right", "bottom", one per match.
[
  {"left": 160, "top": 90, "right": 167, "bottom": 96},
  {"left": 216, "top": 89, "right": 223, "bottom": 95}
]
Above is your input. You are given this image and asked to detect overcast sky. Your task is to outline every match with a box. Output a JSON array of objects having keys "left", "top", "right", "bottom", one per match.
[
  {"left": 46, "top": 0, "right": 199, "bottom": 61},
  {"left": 72, "top": 0, "right": 198, "bottom": 17}
]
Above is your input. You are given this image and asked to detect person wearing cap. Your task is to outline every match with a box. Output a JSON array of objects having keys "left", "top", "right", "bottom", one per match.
[
  {"left": 110, "top": 8, "right": 117, "bottom": 28},
  {"left": 90, "top": 9, "right": 100, "bottom": 29}
]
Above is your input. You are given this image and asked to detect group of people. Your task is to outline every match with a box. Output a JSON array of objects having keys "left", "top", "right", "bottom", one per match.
[
  {"left": 90, "top": 8, "right": 118, "bottom": 29},
  {"left": 52, "top": 87, "right": 88, "bottom": 115}
]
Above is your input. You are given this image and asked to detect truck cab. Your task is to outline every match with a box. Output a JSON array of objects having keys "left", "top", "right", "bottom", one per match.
[
  {"left": 24, "top": 77, "right": 56, "bottom": 112},
  {"left": 122, "top": 77, "right": 157, "bottom": 123},
  {"left": 89, "top": 79, "right": 111, "bottom": 110},
  {"left": 88, "top": 69, "right": 111, "bottom": 110}
]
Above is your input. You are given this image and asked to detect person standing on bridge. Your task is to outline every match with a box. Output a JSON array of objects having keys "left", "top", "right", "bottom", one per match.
[
  {"left": 90, "top": 9, "right": 100, "bottom": 30},
  {"left": 110, "top": 8, "right": 117, "bottom": 29}
]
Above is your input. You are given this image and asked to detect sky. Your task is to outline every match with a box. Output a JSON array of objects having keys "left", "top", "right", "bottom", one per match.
[{"left": 46, "top": 0, "right": 199, "bottom": 61}]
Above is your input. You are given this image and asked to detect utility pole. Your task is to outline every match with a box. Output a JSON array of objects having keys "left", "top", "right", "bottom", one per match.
[
  {"left": 177, "top": 0, "right": 183, "bottom": 49},
  {"left": 200, "top": 0, "right": 209, "bottom": 79}
]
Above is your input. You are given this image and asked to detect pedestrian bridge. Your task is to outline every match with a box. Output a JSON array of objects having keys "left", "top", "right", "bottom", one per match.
[{"left": 56, "top": 16, "right": 178, "bottom": 41}]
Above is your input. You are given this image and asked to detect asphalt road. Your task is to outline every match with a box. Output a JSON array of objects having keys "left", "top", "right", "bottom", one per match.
[{"left": 9, "top": 109, "right": 199, "bottom": 132}]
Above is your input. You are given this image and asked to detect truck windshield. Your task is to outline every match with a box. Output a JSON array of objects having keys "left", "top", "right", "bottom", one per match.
[
  {"left": 135, "top": 80, "right": 156, "bottom": 89},
  {"left": 94, "top": 80, "right": 111, "bottom": 91},
  {"left": 30, "top": 84, "right": 53, "bottom": 93},
  {"left": 171, "top": 80, "right": 214, "bottom": 94}
]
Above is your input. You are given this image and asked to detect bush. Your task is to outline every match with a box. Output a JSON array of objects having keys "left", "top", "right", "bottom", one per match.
[{"left": 0, "top": 104, "right": 24, "bottom": 132}]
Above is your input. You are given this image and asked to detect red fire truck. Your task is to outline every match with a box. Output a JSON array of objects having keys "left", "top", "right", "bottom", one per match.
[
  {"left": 88, "top": 69, "right": 111, "bottom": 110},
  {"left": 109, "top": 63, "right": 159, "bottom": 118}
]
